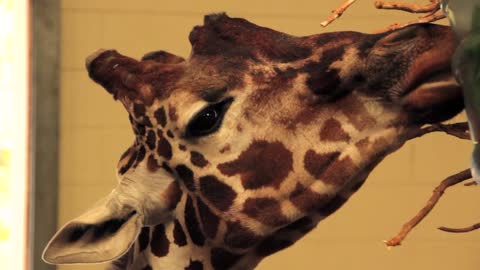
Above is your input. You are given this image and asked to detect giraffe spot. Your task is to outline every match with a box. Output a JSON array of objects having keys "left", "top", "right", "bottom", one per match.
[
  {"left": 134, "top": 123, "right": 146, "bottom": 136},
  {"left": 317, "top": 195, "right": 348, "bottom": 216},
  {"left": 169, "top": 105, "right": 178, "bottom": 122},
  {"left": 303, "top": 150, "right": 340, "bottom": 179},
  {"left": 162, "top": 161, "right": 174, "bottom": 174},
  {"left": 199, "top": 175, "right": 236, "bottom": 211},
  {"left": 284, "top": 216, "right": 316, "bottom": 234},
  {"left": 157, "top": 132, "right": 172, "bottom": 160},
  {"left": 190, "top": 151, "right": 209, "bottom": 168},
  {"left": 322, "top": 156, "right": 357, "bottom": 186},
  {"left": 243, "top": 198, "right": 288, "bottom": 227},
  {"left": 143, "top": 117, "right": 153, "bottom": 127},
  {"left": 217, "top": 140, "right": 293, "bottom": 190},
  {"left": 154, "top": 107, "right": 167, "bottom": 127},
  {"left": 133, "top": 146, "right": 146, "bottom": 168},
  {"left": 146, "top": 130, "right": 156, "bottom": 150},
  {"left": 165, "top": 181, "right": 182, "bottom": 210},
  {"left": 320, "top": 118, "right": 351, "bottom": 142},
  {"left": 150, "top": 224, "right": 169, "bottom": 257},
  {"left": 210, "top": 248, "right": 243, "bottom": 270},
  {"left": 173, "top": 219, "right": 187, "bottom": 247},
  {"left": 119, "top": 147, "right": 132, "bottom": 161},
  {"left": 138, "top": 227, "right": 150, "bottom": 252},
  {"left": 302, "top": 47, "right": 347, "bottom": 101},
  {"left": 290, "top": 183, "right": 330, "bottom": 213},
  {"left": 185, "top": 196, "right": 205, "bottom": 246},
  {"left": 219, "top": 144, "right": 231, "bottom": 154},
  {"left": 119, "top": 148, "right": 137, "bottom": 175},
  {"left": 142, "top": 265, "right": 152, "bottom": 270},
  {"left": 167, "top": 130, "right": 175, "bottom": 138},
  {"left": 224, "top": 221, "right": 261, "bottom": 249},
  {"left": 255, "top": 236, "right": 293, "bottom": 257},
  {"left": 175, "top": 165, "right": 195, "bottom": 191},
  {"left": 185, "top": 260, "right": 204, "bottom": 270},
  {"left": 147, "top": 154, "right": 160, "bottom": 172},
  {"left": 338, "top": 95, "right": 376, "bottom": 131},
  {"left": 179, "top": 144, "right": 187, "bottom": 151},
  {"left": 197, "top": 198, "right": 220, "bottom": 239},
  {"left": 133, "top": 103, "right": 146, "bottom": 118}
]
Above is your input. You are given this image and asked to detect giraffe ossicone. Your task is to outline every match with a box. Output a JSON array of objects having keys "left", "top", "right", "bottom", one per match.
[{"left": 44, "top": 13, "right": 463, "bottom": 270}]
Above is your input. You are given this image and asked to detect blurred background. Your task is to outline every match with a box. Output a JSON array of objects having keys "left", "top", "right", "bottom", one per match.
[{"left": 2, "top": 0, "right": 480, "bottom": 269}]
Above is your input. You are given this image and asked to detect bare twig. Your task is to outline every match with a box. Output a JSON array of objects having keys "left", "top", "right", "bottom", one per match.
[
  {"left": 438, "top": 223, "right": 480, "bottom": 233},
  {"left": 385, "top": 169, "right": 472, "bottom": 247},
  {"left": 320, "top": 0, "right": 357, "bottom": 27},
  {"left": 464, "top": 181, "right": 478, "bottom": 186},
  {"left": 374, "top": 9, "right": 446, "bottom": 33},
  {"left": 374, "top": 0, "right": 440, "bottom": 13}
]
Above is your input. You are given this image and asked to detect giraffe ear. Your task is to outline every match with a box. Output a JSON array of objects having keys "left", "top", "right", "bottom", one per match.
[{"left": 42, "top": 197, "right": 144, "bottom": 265}]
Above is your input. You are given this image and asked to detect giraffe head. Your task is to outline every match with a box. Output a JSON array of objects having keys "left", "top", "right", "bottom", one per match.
[{"left": 43, "top": 14, "right": 463, "bottom": 268}]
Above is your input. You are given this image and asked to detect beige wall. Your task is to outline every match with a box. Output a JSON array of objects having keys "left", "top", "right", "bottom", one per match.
[{"left": 58, "top": 1, "right": 480, "bottom": 269}]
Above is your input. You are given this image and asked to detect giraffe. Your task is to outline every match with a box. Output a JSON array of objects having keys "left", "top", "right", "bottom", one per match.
[{"left": 43, "top": 13, "right": 463, "bottom": 270}]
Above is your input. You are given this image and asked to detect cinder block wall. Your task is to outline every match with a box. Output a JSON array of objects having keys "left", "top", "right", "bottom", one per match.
[{"left": 58, "top": 1, "right": 480, "bottom": 269}]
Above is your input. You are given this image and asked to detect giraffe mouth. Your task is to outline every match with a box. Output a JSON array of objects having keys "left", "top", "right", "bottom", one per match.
[{"left": 399, "top": 64, "right": 464, "bottom": 124}]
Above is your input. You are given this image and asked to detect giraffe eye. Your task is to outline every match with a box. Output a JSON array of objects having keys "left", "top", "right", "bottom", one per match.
[{"left": 186, "top": 97, "right": 234, "bottom": 137}]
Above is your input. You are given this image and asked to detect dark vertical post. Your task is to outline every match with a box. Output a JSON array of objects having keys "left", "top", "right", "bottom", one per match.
[{"left": 30, "top": 0, "right": 59, "bottom": 269}]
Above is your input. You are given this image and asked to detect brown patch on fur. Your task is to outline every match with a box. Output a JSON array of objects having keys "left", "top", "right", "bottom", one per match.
[
  {"left": 168, "top": 105, "right": 178, "bottom": 122},
  {"left": 185, "top": 196, "right": 205, "bottom": 246},
  {"left": 290, "top": 183, "right": 330, "bottom": 213},
  {"left": 190, "top": 151, "right": 209, "bottom": 168},
  {"left": 303, "top": 150, "right": 340, "bottom": 179},
  {"left": 255, "top": 236, "right": 294, "bottom": 257},
  {"left": 146, "top": 130, "right": 156, "bottom": 150},
  {"left": 154, "top": 107, "right": 167, "bottom": 127},
  {"left": 133, "top": 145, "right": 146, "bottom": 168},
  {"left": 338, "top": 95, "right": 376, "bottom": 131},
  {"left": 165, "top": 181, "right": 182, "bottom": 210},
  {"left": 173, "top": 219, "right": 187, "bottom": 246},
  {"left": 284, "top": 216, "right": 316, "bottom": 234},
  {"left": 217, "top": 140, "right": 293, "bottom": 190},
  {"left": 320, "top": 118, "right": 351, "bottom": 142},
  {"left": 317, "top": 195, "right": 348, "bottom": 216},
  {"left": 157, "top": 132, "right": 172, "bottom": 160},
  {"left": 219, "top": 144, "right": 231, "bottom": 154},
  {"left": 197, "top": 198, "right": 220, "bottom": 239},
  {"left": 224, "top": 221, "right": 261, "bottom": 249},
  {"left": 243, "top": 198, "right": 288, "bottom": 227},
  {"left": 150, "top": 224, "right": 169, "bottom": 257},
  {"left": 147, "top": 154, "right": 160, "bottom": 172},
  {"left": 321, "top": 156, "right": 357, "bottom": 186},
  {"left": 210, "top": 248, "right": 243, "bottom": 270},
  {"left": 185, "top": 260, "right": 204, "bottom": 270},
  {"left": 175, "top": 165, "right": 196, "bottom": 191},
  {"left": 133, "top": 103, "right": 146, "bottom": 118},
  {"left": 118, "top": 147, "right": 136, "bottom": 175},
  {"left": 179, "top": 144, "right": 187, "bottom": 151},
  {"left": 199, "top": 175, "right": 237, "bottom": 211},
  {"left": 138, "top": 227, "right": 150, "bottom": 252},
  {"left": 167, "top": 130, "right": 174, "bottom": 138}
]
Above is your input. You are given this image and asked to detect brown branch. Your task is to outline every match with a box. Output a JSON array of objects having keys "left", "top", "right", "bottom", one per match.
[
  {"left": 320, "top": 0, "right": 357, "bottom": 27},
  {"left": 374, "top": 9, "right": 446, "bottom": 33},
  {"left": 464, "top": 181, "right": 478, "bottom": 186},
  {"left": 374, "top": 0, "right": 440, "bottom": 13},
  {"left": 385, "top": 169, "right": 472, "bottom": 247},
  {"left": 438, "top": 223, "right": 480, "bottom": 233}
]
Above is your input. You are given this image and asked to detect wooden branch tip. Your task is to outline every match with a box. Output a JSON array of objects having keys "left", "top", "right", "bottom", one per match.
[
  {"left": 385, "top": 169, "right": 472, "bottom": 247},
  {"left": 374, "top": 0, "right": 440, "bottom": 14},
  {"left": 438, "top": 223, "right": 480, "bottom": 233},
  {"left": 320, "top": 0, "right": 357, "bottom": 27}
]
